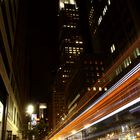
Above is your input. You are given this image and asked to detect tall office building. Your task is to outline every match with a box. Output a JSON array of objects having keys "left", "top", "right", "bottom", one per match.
[
  {"left": 58, "top": 0, "right": 84, "bottom": 89},
  {"left": 65, "top": 53, "right": 106, "bottom": 115},
  {"left": 0, "top": 0, "right": 29, "bottom": 139},
  {"left": 52, "top": 0, "right": 85, "bottom": 128},
  {"left": 87, "top": 0, "right": 140, "bottom": 67},
  {"left": 48, "top": 0, "right": 140, "bottom": 139}
]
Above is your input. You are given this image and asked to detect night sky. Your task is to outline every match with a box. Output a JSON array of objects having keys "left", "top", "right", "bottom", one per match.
[
  {"left": 21, "top": 0, "right": 89, "bottom": 102},
  {"left": 24, "top": 0, "right": 60, "bottom": 102}
]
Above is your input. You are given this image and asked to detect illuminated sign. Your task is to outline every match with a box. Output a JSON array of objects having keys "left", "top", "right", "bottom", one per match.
[{"left": 31, "top": 114, "right": 37, "bottom": 126}]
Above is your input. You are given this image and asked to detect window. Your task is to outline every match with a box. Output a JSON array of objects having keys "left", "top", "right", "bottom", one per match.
[
  {"left": 124, "top": 57, "right": 131, "bottom": 68},
  {"left": 99, "top": 87, "right": 102, "bottom": 91},
  {"left": 116, "top": 65, "right": 122, "bottom": 75},
  {"left": 103, "top": 5, "right": 108, "bottom": 16},
  {"left": 93, "top": 87, "right": 96, "bottom": 91},
  {"left": 108, "top": 0, "right": 111, "bottom": 5},
  {"left": 87, "top": 87, "right": 91, "bottom": 91},
  {"left": 98, "top": 16, "right": 102, "bottom": 25},
  {"left": 97, "top": 73, "right": 100, "bottom": 76},
  {"left": 111, "top": 44, "right": 115, "bottom": 53},
  {"left": 133, "top": 48, "right": 140, "bottom": 58},
  {"left": 104, "top": 87, "right": 107, "bottom": 91}
]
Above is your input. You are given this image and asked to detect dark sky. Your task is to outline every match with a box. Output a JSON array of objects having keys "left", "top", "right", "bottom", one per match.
[
  {"left": 24, "top": 0, "right": 60, "bottom": 102},
  {"left": 21, "top": 0, "right": 89, "bottom": 102}
]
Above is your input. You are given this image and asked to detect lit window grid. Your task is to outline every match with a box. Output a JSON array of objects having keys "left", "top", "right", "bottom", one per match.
[{"left": 65, "top": 47, "right": 83, "bottom": 54}]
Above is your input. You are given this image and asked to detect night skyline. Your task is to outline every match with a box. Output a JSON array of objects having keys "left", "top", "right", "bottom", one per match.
[
  {"left": 24, "top": 0, "right": 89, "bottom": 102},
  {"left": 0, "top": 0, "right": 140, "bottom": 139}
]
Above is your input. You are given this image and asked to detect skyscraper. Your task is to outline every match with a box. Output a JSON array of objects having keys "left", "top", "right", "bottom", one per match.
[
  {"left": 48, "top": 0, "right": 140, "bottom": 139},
  {"left": 52, "top": 0, "right": 85, "bottom": 128},
  {"left": 87, "top": 0, "right": 140, "bottom": 67}
]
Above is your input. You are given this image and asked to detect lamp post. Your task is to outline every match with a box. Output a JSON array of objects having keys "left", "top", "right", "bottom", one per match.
[{"left": 26, "top": 105, "right": 34, "bottom": 130}]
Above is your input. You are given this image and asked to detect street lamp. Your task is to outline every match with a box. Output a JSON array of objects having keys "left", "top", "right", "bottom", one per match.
[
  {"left": 27, "top": 105, "right": 34, "bottom": 115},
  {"left": 26, "top": 105, "right": 34, "bottom": 130}
]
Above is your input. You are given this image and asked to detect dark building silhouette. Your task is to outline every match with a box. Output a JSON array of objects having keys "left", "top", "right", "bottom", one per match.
[
  {"left": 0, "top": 0, "right": 30, "bottom": 139},
  {"left": 52, "top": 0, "right": 85, "bottom": 128},
  {"left": 52, "top": 0, "right": 105, "bottom": 129}
]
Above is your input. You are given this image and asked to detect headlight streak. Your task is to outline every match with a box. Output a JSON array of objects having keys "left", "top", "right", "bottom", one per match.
[
  {"left": 50, "top": 63, "right": 140, "bottom": 140},
  {"left": 77, "top": 63, "right": 140, "bottom": 118},
  {"left": 63, "top": 63, "right": 140, "bottom": 139},
  {"left": 64, "top": 97, "right": 140, "bottom": 139}
]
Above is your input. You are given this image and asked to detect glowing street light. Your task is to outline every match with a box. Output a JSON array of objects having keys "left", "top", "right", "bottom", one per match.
[
  {"left": 26, "top": 104, "right": 34, "bottom": 131},
  {"left": 27, "top": 105, "right": 34, "bottom": 115}
]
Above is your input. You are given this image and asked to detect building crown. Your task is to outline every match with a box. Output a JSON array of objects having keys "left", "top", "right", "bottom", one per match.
[{"left": 59, "top": 0, "right": 76, "bottom": 10}]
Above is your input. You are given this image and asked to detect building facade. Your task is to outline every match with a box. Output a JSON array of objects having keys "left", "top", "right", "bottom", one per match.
[
  {"left": 0, "top": 0, "right": 30, "bottom": 139},
  {"left": 52, "top": 0, "right": 85, "bottom": 128},
  {"left": 48, "top": 0, "right": 140, "bottom": 139}
]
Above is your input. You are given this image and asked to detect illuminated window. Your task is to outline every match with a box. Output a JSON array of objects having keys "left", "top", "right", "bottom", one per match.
[
  {"left": 108, "top": 0, "right": 111, "bottom": 5},
  {"left": 104, "top": 87, "right": 107, "bottom": 91},
  {"left": 124, "top": 57, "right": 131, "bottom": 68},
  {"left": 111, "top": 44, "right": 115, "bottom": 53},
  {"left": 103, "top": 5, "right": 108, "bottom": 16},
  {"left": 98, "top": 16, "right": 102, "bottom": 25},
  {"left": 116, "top": 66, "right": 122, "bottom": 75},
  {"left": 133, "top": 48, "right": 140, "bottom": 58},
  {"left": 97, "top": 73, "right": 99, "bottom": 76},
  {"left": 87, "top": 87, "right": 91, "bottom": 91},
  {"left": 60, "top": 2, "right": 64, "bottom": 10},
  {"left": 136, "top": 48, "right": 140, "bottom": 56},
  {"left": 93, "top": 87, "right": 96, "bottom": 91},
  {"left": 70, "top": 61, "right": 74, "bottom": 63},
  {"left": 76, "top": 41, "right": 79, "bottom": 44},
  {"left": 99, "top": 87, "right": 102, "bottom": 91}
]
